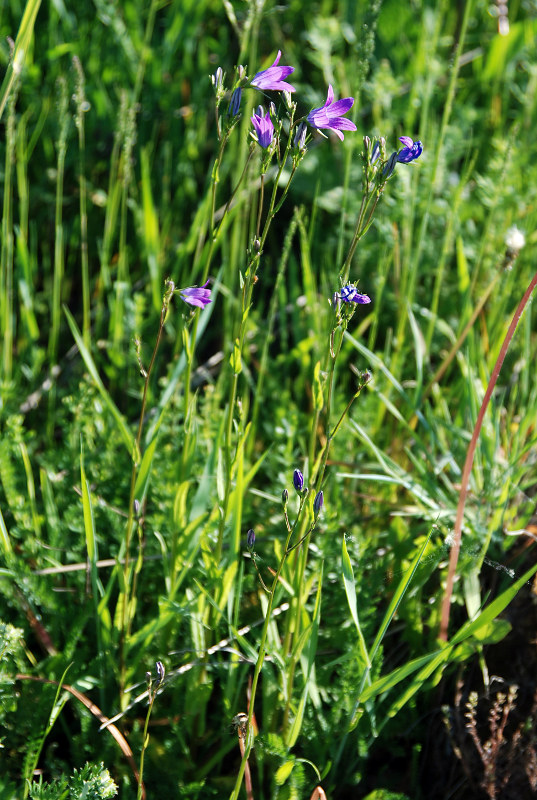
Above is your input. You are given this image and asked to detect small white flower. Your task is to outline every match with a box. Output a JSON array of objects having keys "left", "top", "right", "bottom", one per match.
[{"left": 505, "top": 225, "right": 525, "bottom": 252}]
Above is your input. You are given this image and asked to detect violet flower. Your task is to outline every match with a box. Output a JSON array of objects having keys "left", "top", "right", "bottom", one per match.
[
  {"left": 178, "top": 280, "right": 212, "bottom": 309},
  {"left": 396, "top": 136, "right": 423, "bottom": 163},
  {"left": 307, "top": 85, "right": 357, "bottom": 141},
  {"left": 251, "top": 50, "right": 296, "bottom": 93},
  {"left": 251, "top": 110, "right": 274, "bottom": 148},
  {"left": 339, "top": 285, "right": 371, "bottom": 304}
]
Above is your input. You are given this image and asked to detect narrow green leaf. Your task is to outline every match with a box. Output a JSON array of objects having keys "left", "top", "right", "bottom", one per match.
[
  {"left": 80, "top": 441, "right": 97, "bottom": 564},
  {"left": 369, "top": 528, "right": 434, "bottom": 664},
  {"left": 64, "top": 306, "right": 138, "bottom": 461},
  {"left": 342, "top": 535, "right": 371, "bottom": 669},
  {"left": 230, "top": 338, "right": 242, "bottom": 374},
  {"left": 0, "top": 505, "right": 11, "bottom": 554}
]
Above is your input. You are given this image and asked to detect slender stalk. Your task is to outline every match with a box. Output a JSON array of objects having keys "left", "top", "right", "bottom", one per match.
[
  {"left": 229, "top": 498, "right": 308, "bottom": 800},
  {"left": 215, "top": 119, "right": 298, "bottom": 562},
  {"left": 73, "top": 57, "right": 90, "bottom": 350},
  {"left": 49, "top": 77, "right": 70, "bottom": 365},
  {"left": 137, "top": 663, "right": 164, "bottom": 800},
  {"left": 119, "top": 283, "right": 175, "bottom": 692},
  {"left": 439, "top": 269, "right": 537, "bottom": 640},
  {"left": 1, "top": 82, "right": 18, "bottom": 381}
]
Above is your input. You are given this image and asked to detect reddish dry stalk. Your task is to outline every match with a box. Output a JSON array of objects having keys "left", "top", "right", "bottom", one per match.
[
  {"left": 16, "top": 673, "right": 144, "bottom": 796},
  {"left": 439, "top": 269, "right": 537, "bottom": 641},
  {"left": 237, "top": 722, "right": 254, "bottom": 800}
]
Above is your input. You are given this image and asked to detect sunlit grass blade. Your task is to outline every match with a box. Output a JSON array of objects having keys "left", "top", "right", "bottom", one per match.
[
  {"left": 360, "top": 559, "right": 537, "bottom": 716},
  {"left": 342, "top": 535, "right": 371, "bottom": 671},
  {"left": 0, "top": 0, "right": 42, "bottom": 122},
  {"left": 0, "top": 505, "right": 12, "bottom": 554}
]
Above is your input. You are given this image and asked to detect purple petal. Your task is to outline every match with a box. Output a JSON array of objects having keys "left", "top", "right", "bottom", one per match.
[
  {"left": 251, "top": 51, "right": 296, "bottom": 92},
  {"left": 326, "top": 98, "right": 354, "bottom": 116},
  {"left": 399, "top": 136, "right": 414, "bottom": 147},
  {"left": 328, "top": 118, "right": 357, "bottom": 131},
  {"left": 325, "top": 84, "right": 334, "bottom": 105}
]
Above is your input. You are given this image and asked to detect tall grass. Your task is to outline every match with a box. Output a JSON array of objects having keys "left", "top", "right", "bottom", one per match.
[{"left": 1, "top": 1, "right": 537, "bottom": 798}]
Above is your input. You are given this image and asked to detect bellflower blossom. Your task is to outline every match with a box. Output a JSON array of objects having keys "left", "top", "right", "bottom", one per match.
[
  {"left": 250, "top": 50, "right": 296, "bottom": 93},
  {"left": 178, "top": 281, "right": 212, "bottom": 309},
  {"left": 251, "top": 110, "right": 274, "bottom": 149},
  {"left": 306, "top": 85, "right": 357, "bottom": 141},
  {"left": 339, "top": 285, "right": 371, "bottom": 304},
  {"left": 396, "top": 136, "right": 423, "bottom": 163}
]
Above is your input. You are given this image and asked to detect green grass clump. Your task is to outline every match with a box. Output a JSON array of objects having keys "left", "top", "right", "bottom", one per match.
[{"left": 1, "top": 0, "right": 537, "bottom": 798}]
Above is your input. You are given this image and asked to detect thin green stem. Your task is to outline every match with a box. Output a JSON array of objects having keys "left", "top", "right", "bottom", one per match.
[
  {"left": 73, "top": 57, "right": 90, "bottom": 350},
  {"left": 229, "top": 498, "right": 308, "bottom": 800},
  {"left": 119, "top": 283, "right": 175, "bottom": 693}
]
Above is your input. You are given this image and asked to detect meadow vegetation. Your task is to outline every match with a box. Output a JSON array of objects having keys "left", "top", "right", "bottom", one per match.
[{"left": 1, "top": 0, "right": 537, "bottom": 798}]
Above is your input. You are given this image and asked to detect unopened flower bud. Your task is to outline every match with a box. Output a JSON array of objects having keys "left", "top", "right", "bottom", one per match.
[
  {"left": 363, "top": 135, "right": 371, "bottom": 150},
  {"left": 247, "top": 529, "right": 255, "bottom": 550},
  {"left": 370, "top": 140, "right": 381, "bottom": 165},
  {"left": 212, "top": 67, "right": 224, "bottom": 91},
  {"left": 228, "top": 87, "right": 242, "bottom": 117},
  {"left": 293, "top": 121, "right": 308, "bottom": 150},
  {"left": 156, "top": 661, "right": 165, "bottom": 684},
  {"left": 281, "top": 488, "right": 289, "bottom": 507},
  {"left": 293, "top": 469, "right": 304, "bottom": 493},
  {"left": 313, "top": 490, "right": 324, "bottom": 517},
  {"left": 383, "top": 151, "right": 398, "bottom": 178}
]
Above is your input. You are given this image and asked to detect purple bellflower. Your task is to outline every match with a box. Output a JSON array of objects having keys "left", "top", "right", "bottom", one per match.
[
  {"left": 339, "top": 285, "right": 371, "bottom": 304},
  {"left": 397, "top": 136, "right": 423, "bottom": 163},
  {"left": 251, "top": 50, "right": 296, "bottom": 93},
  {"left": 179, "top": 280, "right": 212, "bottom": 309},
  {"left": 307, "top": 85, "right": 357, "bottom": 141},
  {"left": 251, "top": 110, "right": 274, "bottom": 148}
]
